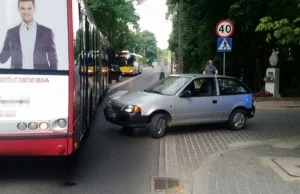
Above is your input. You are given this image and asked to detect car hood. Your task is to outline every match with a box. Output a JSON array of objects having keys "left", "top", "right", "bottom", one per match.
[{"left": 111, "top": 91, "right": 169, "bottom": 106}]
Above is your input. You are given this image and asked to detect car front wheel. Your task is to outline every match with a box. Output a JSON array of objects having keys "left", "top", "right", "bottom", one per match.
[
  {"left": 149, "top": 114, "right": 167, "bottom": 138},
  {"left": 228, "top": 109, "right": 247, "bottom": 131}
]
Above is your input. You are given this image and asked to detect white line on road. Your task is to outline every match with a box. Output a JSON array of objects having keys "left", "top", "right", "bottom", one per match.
[{"left": 107, "top": 68, "right": 151, "bottom": 92}]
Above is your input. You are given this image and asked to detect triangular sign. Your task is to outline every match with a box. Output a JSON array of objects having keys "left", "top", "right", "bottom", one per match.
[{"left": 218, "top": 39, "right": 231, "bottom": 50}]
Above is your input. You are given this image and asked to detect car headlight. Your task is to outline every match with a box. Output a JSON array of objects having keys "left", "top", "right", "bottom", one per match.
[{"left": 124, "top": 105, "right": 141, "bottom": 113}]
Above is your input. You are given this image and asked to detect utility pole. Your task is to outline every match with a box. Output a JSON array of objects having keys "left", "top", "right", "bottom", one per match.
[{"left": 178, "top": 0, "right": 183, "bottom": 73}]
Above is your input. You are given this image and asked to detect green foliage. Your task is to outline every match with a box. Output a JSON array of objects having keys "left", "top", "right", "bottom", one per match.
[
  {"left": 256, "top": 16, "right": 300, "bottom": 45},
  {"left": 85, "top": 0, "right": 139, "bottom": 47},
  {"left": 255, "top": 1, "right": 300, "bottom": 45},
  {"left": 124, "top": 30, "right": 158, "bottom": 64},
  {"left": 72, "top": 0, "right": 159, "bottom": 67},
  {"left": 166, "top": 0, "right": 300, "bottom": 93}
]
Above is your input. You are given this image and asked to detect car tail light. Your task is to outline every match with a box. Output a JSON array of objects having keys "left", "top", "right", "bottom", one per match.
[{"left": 39, "top": 122, "right": 49, "bottom": 130}]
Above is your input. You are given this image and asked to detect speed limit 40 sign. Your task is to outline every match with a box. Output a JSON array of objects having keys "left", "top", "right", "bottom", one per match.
[{"left": 216, "top": 20, "right": 234, "bottom": 38}]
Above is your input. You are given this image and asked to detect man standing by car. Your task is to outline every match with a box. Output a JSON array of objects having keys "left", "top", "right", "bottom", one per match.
[
  {"left": 203, "top": 60, "right": 218, "bottom": 75},
  {"left": 159, "top": 62, "right": 165, "bottom": 80}
]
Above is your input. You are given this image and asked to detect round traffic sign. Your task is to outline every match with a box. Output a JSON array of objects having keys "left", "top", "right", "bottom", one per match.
[{"left": 216, "top": 20, "right": 234, "bottom": 38}]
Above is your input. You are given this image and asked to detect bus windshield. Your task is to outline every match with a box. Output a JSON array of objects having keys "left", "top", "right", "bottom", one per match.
[
  {"left": 115, "top": 53, "right": 134, "bottom": 66},
  {"left": 115, "top": 57, "right": 133, "bottom": 66}
]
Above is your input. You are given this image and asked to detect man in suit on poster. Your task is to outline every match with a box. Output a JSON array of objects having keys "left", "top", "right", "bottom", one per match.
[{"left": 0, "top": 0, "right": 58, "bottom": 70}]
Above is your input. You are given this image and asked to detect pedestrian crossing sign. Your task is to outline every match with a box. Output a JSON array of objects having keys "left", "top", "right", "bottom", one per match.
[{"left": 217, "top": 38, "right": 232, "bottom": 52}]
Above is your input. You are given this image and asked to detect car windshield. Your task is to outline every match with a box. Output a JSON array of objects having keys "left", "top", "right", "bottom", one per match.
[{"left": 144, "top": 76, "right": 191, "bottom": 95}]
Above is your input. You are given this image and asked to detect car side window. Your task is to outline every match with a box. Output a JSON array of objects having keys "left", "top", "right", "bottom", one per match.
[
  {"left": 218, "top": 78, "right": 251, "bottom": 95},
  {"left": 183, "top": 78, "right": 216, "bottom": 97}
]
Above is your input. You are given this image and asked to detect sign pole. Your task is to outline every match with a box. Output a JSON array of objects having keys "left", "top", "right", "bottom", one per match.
[
  {"left": 216, "top": 19, "right": 234, "bottom": 76},
  {"left": 223, "top": 52, "right": 225, "bottom": 76}
]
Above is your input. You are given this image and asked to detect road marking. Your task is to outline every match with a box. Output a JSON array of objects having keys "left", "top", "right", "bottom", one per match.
[
  {"left": 107, "top": 68, "right": 151, "bottom": 92},
  {"left": 108, "top": 90, "right": 128, "bottom": 99}
]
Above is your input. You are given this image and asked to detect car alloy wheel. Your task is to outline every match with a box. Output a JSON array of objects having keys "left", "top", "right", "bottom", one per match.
[
  {"left": 149, "top": 113, "right": 167, "bottom": 138},
  {"left": 233, "top": 112, "right": 245, "bottom": 128},
  {"left": 228, "top": 109, "right": 247, "bottom": 130},
  {"left": 157, "top": 118, "right": 166, "bottom": 135}
]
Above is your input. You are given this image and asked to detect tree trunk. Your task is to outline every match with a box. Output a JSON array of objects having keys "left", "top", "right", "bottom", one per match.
[{"left": 178, "top": 0, "right": 183, "bottom": 73}]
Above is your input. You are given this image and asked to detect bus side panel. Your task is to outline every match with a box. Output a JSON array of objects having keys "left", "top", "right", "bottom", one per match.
[
  {"left": 67, "top": 0, "right": 76, "bottom": 155},
  {"left": 0, "top": 138, "right": 70, "bottom": 156}
]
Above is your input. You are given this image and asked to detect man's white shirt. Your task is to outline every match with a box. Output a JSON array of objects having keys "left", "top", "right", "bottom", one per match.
[{"left": 19, "top": 21, "right": 37, "bottom": 69}]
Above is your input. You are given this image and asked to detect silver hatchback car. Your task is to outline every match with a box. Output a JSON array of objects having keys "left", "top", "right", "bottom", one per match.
[{"left": 104, "top": 74, "right": 255, "bottom": 138}]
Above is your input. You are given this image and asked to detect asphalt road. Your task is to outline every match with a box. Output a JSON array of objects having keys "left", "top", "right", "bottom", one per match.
[{"left": 0, "top": 67, "right": 162, "bottom": 194}]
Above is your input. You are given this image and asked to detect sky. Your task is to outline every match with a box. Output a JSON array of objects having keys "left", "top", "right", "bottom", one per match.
[
  {"left": 72, "top": 0, "right": 172, "bottom": 50},
  {"left": 134, "top": 0, "right": 172, "bottom": 50}
]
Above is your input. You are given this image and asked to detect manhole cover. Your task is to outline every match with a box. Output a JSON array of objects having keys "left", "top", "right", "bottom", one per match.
[{"left": 151, "top": 177, "right": 180, "bottom": 192}]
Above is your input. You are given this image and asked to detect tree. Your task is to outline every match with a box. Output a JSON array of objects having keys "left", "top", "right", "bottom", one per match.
[
  {"left": 124, "top": 30, "right": 158, "bottom": 64},
  {"left": 255, "top": 1, "right": 300, "bottom": 45},
  {"left": 85, "top": 0, "right": 140, "bottom": 51},
  {"left": 166, "top": 0, "right": 300, "bottom": 96}
]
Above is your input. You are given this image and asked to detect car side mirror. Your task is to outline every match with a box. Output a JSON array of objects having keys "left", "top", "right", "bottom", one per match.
[{"left": 179, "top": 90, "right": 191, "bottom": 98}]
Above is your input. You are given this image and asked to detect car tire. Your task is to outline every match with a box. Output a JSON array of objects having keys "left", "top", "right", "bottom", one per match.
[
  {"left": 228, "top": 109, "right": 247, "bottom": 131},
  {"left": 118, "top": 75, "right": 122, "bottom": 82},
  {"left": 149, "top": 114, "right": 167, "bottom": 138}
]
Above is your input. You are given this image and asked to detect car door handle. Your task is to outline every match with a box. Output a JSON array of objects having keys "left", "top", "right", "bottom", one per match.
[{"left": 212, "top": 100, "right": 217, "bottom": 104}]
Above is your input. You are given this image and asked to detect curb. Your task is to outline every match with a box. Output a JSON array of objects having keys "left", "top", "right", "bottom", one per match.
[
  {"left": 255, "top": 106, "right": 300, "bottom": 110},
  {"left": 254, "top": 97, "right": 300, "bottom": 102}
]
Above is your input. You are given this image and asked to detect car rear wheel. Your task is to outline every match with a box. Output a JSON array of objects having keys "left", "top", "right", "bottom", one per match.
[
  {"left": 149, "top": 114, "right": 167, "bottom": 138},
  {"left": 228, "top": 109, "right": 247, "bottom": 131}
]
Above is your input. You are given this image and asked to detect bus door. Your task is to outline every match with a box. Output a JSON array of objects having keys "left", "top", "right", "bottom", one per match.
[{"left": 78, "top": 15, "right": 90, "bottom": 140}]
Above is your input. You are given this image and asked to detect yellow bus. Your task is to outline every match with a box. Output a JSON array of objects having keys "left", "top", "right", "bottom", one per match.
[{"left": 115, "top": 51, "right": 143, "bottom": 75}]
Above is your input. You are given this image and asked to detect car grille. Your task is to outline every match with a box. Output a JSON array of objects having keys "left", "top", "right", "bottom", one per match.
[{"left": 112, "top": 104, "right": 122, "bottom": 111}]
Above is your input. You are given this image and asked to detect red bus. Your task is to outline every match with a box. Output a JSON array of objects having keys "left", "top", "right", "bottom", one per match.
[{"left": 0, "top": 0, "right": 113, "bottom": 155}]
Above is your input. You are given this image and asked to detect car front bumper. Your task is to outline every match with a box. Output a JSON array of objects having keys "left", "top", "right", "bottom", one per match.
[
  {"left": 104, "top": 105, "right": 149, "bottom": 128},
  {"left": 247, "top": 105, "right": 255, "bottom": 118}
]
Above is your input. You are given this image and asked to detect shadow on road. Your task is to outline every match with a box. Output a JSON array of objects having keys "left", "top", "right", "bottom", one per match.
[{"left": 0, "top": 155, "right": 75, "bottom": 183}]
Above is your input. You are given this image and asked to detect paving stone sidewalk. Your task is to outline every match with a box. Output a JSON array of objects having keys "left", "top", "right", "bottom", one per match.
[
  {"left": 159, "top": 109, "right": 300, "bottom": 194},
  {"left": 192, "top": 139, "right": 300, "bottom": 194}
]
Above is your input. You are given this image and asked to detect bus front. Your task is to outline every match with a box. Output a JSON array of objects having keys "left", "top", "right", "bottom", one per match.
[
  {"left": 115, "top": 52, "right": 135, "bottom": 75},
  {"left": 0, "top": 0, "right": 73, "bottom": 156}
]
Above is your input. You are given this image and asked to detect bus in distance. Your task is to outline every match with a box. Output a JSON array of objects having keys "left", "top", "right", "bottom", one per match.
[{"left": 115, "top": 51, "right": 143, "bottom": 75}]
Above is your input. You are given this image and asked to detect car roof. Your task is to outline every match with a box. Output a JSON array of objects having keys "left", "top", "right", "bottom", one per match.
[{"left": 169, "top": 74, "right": 236, "bottom": 79}]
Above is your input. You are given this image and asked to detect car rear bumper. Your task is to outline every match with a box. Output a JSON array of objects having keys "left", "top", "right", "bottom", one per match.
[
  {"left": 104, "top": 106, "right": 148, "bottom": 128},
  {"left": 247, "top": 105, "right": 255, "bottom": 118}
]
